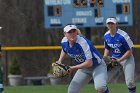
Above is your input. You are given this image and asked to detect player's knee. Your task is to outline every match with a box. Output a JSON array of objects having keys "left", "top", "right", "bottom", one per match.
[
  {"left": 95, "top": 85, "right": 108, "bottom": 93},
  {"left": 126, "top": 80, "right": 135, "bottom": 88}
]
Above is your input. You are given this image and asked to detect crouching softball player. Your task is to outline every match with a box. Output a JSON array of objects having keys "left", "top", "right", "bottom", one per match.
[
  {"left": 103, "top": 17, "right": 136, "bottom": 93},
  {"left": 56, "top": 24, "right": 109, "bottom": 93}
]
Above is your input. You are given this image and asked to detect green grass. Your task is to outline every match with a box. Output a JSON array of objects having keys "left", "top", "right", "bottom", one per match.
[{"left": 5, "top": 83, "right": 140, "bottom": 93}]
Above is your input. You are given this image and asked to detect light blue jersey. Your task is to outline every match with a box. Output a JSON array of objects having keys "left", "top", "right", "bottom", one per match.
[
  {"left": 61, "top": 35, "right": 102, "bottom": 68},
  {"left": 104, "top": 29, "right": 134, "bottom": 58}
]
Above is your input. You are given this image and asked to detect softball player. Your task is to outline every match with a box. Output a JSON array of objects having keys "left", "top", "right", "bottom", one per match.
[
  {"left": 57, "top": 25, "right": 109, "bottom": 93},
  {"left": 103, "top": 17, "right": 136, "bottom": 93}
]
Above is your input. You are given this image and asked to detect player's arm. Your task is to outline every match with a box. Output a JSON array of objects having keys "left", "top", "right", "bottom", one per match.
[
  {"left": 117, "top": 49, "right": 132, "bottom": 63},
  {"left": 117, "top": 34, "right": 133, "bottom": 62},
  {"left": 69, "top": 59, "right": 93, "bottom": 72},
  {"left": 57, "top": 49, "right": 66, "bottom": 64},
  {"left": 103, "top": 48, "right": 110, "bottom": 58},
  {"left": 103, "top": 40, "right": 110, "bottom": 58}
]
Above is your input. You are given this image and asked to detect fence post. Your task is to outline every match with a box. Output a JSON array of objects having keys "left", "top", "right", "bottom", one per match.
[{"left": 4, "top": 51, "right": 8, "bottom": 85}]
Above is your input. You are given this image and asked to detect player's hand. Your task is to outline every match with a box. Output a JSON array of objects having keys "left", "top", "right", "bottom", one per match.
[
  {"left": 67, "top": 66, "right": 78, "bottom": 74},
  {"left": 103, "top": 56, "right": 119, "bottom": 71}
]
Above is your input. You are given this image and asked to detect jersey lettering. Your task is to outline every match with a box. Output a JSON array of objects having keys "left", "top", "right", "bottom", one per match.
[
  {"left": 74, "top": 55, "right": 85, "bottom": 63},
  {"left": 114, "top": 48, "right": 121, "bottom": 53},
  {"left": 67, "top": 53, "right": 85, "bottom": 63}
]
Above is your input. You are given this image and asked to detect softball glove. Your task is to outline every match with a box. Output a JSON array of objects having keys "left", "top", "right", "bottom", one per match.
[
  {"left": 52, "top": 63, "right": 70, "bottom": 78},
  {"left": 103, "top": 56, "right": 119, "bottom": 71}
]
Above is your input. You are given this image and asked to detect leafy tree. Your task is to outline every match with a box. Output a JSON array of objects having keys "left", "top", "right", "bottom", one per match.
[{"left": 9, "top": 57, "right": 21, "bottom": 75}]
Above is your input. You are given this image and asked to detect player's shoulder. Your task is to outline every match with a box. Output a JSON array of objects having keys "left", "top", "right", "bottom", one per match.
[
  {"left": 104, "top": 30, "right": 110, "bottom": 37},
  {"left": 61, "top": 37, "right": 68, "bottom": 43},
  {"left": 104, "top": 31, "right": 110, "bottom": 42},
  {"left": 77, "top": 35, "right": 85, "bottom": 41},
  {"left": 117, "top": 29, "right": 129, "bottom": 37},
  {"left": 76, "top": 35, "right": 89, "bottom": 44},
  {"left": 76, "top": 35, "right": 93, "bottom": 48}
]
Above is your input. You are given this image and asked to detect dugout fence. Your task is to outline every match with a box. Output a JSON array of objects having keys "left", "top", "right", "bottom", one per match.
[{"left": 1, "top": 45, "right": 140, "bottom": 85}]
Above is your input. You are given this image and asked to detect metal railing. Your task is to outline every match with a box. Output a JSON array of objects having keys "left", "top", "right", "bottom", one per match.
[{"left": 1, "top": 44, "right": 140, "bottom": 51}]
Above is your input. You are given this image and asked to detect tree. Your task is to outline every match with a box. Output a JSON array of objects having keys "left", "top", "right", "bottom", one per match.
[{"left": 9, "top": 57, "right": 21, "bottom": 75}]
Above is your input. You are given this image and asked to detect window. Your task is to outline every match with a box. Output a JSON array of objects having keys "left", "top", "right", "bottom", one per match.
[
  {"left": 123, "top": 4, "right": 130, "bottom": 14},
  {"left": 73, "top": 0, "right": 80, "bottom": 7},
  {"left": 48, "top": 6, "right": 54, "bottom": 16},
  {"left": 116, "top": 4, "right": 122, "bottom": 14},
  {"left": 94, "top": 9, "right": 100, "bottom": 17},
  {"left": 81, "top": 0, "right": 87, "bottom": 7},
  {"left": 98, "top": 0, "right": 103, "bottom": 6},
  {"left": 90, "top": 0, "right": 96, "bottom": 7},
  {"left": 55, "top": 6, "right": 61, "bottom": 16}
]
